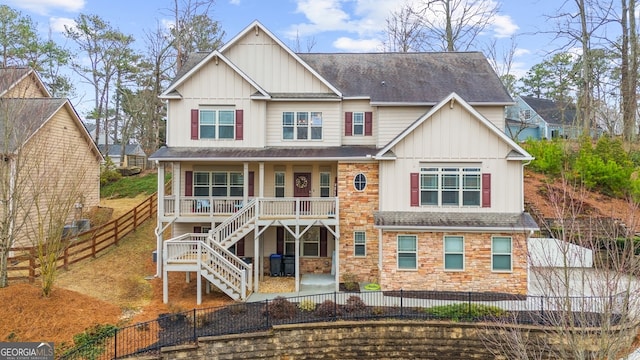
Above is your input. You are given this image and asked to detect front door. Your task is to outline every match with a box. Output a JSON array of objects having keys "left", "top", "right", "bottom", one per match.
[{"left": 294, "top": 173, "right": 311, "bottom": 213}]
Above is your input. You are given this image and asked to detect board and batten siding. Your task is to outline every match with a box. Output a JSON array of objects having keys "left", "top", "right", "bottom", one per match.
[
  {"left": 167, "top": 59, "right": 266, "bottom": 148},
  {"left": 376, "top": 106, "right": 430, "bottom": 147},
  {"left": 476, "top": 106, "right": 507, "bottom": 130},
  {"left": 378, "top": 103, "right": 524, "bottom": 213},
  {"left": 265, "top": 102, "right": 340, "bottom": 147},
  {"left": 223, "top": 30, "right": 331, "bottom": 93}
]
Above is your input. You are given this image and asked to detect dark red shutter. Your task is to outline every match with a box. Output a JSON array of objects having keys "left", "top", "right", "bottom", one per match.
[
  {"left": 345, "top": 112, "right": 353, "bottom": 136},
  {"left": 185, "top": 171, "right": 193, "bottom": 196},
  {"left": 190, "top": 109, "right": 199, "bottom": 140},
  {"left": 248, "top": 171, "right": 254, "bottom": 197},
  {"left": 320, "top": 227, "right": 328, "bottom": 257},
  {"left": 482, "top": 173, "right": 491, "bottom": 208},
  {"left": 236, "top": 237, "right": 245, "bottom": 256},
  {"left": 410, "top": 173, "right": 419, "bottom": 207},
  {"left": 276, "top": 227, "right": 284, "bottom": 255},
  {"left": 364, "top": 111, "right": 373, "bottom": 136},
  {"left": 193, "top": 226, "right": 202, "bottom": 233},
  {"left": 235, "top": 109, "right": 243, "bottom": 140}
]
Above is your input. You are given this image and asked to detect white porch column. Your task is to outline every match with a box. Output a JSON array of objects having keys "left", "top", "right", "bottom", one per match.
[
  {"left": 254, "top": 227, "right": 260, "bottom": 292},
  {"left": 156, "top": 162, "right": 165, "bottom": 278},
  {"left": 162, "top": 263, "right": 169, "bottom": 303},
  {"left": 259, "top": 162, "right": 265, "bottom": 197},
  {"left": 173, "top": 162, "right": 181, "bottom": 217},
  {"left": 295, "top": 223, "right": 300, "bottom": 292},
  {"left": 335, "top": 196, "right": 340, "bottom": 292},
  {"left": 243, "top": 162, "right": 249, "bottom": 204}
]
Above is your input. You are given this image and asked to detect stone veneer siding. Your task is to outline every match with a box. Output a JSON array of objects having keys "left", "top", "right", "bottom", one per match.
[
  {"left": 158, "top": 321, "right": 620, "bottom": 359},
  {"left": 380, "top": 231, "right": 528, "bottom": 294},
  {"left": 337, "top": 162, "right": 380, "bottom": 284}
]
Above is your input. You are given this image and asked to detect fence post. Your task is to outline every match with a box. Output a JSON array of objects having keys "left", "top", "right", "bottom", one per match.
[
  {"left": 114, "top": 328, "right": 117, "bottom": 359},
  {"left": 265, "top": 299, "right": 270, "bottom": 328},
  {"left": 114, "top": 218, "right": 119, "bottom": 246},
  {"left": 29, "top": 248, "right": 36, "bottom": 283},
  {"left": 133, "top": 206, "right": 138, "bottom": 229},
  {"left": 400, "top": 289, "right": 403, "bottom": 317},
  {"left": 63, "top": 242, "right": 69, "bottom": 270},
  {"left": 468, "top": 292, "right": 472, "bottom": 319},
  {"left": 540, "top": 296, "right": 544, "bottom": 320},
  {"left": 334, "top": 291, "right": 337, "bottom": 320},
  {"left": 193, "top": 308, "right": 197, "bottom": 342}
]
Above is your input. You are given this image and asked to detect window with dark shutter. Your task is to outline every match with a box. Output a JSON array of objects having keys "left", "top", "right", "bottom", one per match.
[
  {"left": 320, "top": 227, "right": 328, "bottom": 257},
  {"left": 185, "top": 171, "right": 193, "bottom": 196},
  {"left": 482, "top": 173, "right": 491, "bottom": 208},
  {"left": 345, "top": 112, "right": 353, "bottom": 136},
  {"left": 235, "top": 109, "right": 243, "bottom": 140},
  {"left": 364, "top": 111, "right": 373, "bottom": 136},
  {"left": 410, "top": 173, "right": 419, "bottom": 206},
  {"left": 248, "top": 171, "right": 254, "bottom": 197},
  {"left": 190, "top": 109, "right": 199, "bottom": 139}
]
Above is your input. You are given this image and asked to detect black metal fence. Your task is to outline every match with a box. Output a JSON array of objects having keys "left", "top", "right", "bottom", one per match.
[{"left": 58, "top": 290, "right": 629, "bottom": 360}]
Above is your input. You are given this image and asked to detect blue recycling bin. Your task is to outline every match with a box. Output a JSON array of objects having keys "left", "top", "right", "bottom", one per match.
[{"left": 269, "top": 254, "right": 282, "bottom": 276}]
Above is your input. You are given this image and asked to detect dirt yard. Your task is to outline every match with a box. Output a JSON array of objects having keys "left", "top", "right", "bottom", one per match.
[{"left": 0, "top": 170, "right": 639, "bottom": 350}]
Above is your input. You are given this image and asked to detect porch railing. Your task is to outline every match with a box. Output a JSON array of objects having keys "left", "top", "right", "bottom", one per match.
[
  {"left": 162, "top": 196, "right": 338, "bottom": 219},
  {"left": 164, "top": 235, "right": 252, "bottom": 299},
  {"left": 163, "top": 196, "right": 246, "bottom": 216},
  {"left": 257, "top": 197, "right": 337, "bottom": 218},
  {"left": 210, "top": 199, "right": 257, "bottom": 246}
]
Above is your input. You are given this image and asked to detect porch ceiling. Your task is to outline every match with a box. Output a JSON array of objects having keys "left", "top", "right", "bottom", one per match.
[
  {"left": 149, "top": 145, "right": 381, "bottom": 161},
  {"left": 374, "top": 211, "right": 539, "bottom": 232}
]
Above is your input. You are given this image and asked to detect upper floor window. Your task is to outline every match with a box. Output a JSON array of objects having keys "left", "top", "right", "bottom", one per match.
[
  {"left": 420, "top": 166, "right": 481, "bottom": 207},
  {"left": 523, "top": 109, "right": 531, "bottom": 120},
  {"left": 353, "top": 112, "right": 364, "bottom": 135},
  {"left": 200, "top": 109, "right": 234, "bottom": 139},
  {"left": 283, "top": 111, "right": 323, "bottom": 140}
]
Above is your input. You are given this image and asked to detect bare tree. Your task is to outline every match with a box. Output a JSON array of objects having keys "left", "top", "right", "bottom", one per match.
[
  {"left": 418, "top": 0, "right": 500, "bottom": 51},
  {"left": 482, "top": 176, "right": 640, "bottom": 358},
  {"left": 619, "top": 0, "right": 637, "bottom": 141},
  {"left": 383, "top": 2, "right": 427, "bottom": 52}
]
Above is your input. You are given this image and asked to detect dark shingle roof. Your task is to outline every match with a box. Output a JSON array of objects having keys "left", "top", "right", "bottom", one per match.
[
  {"left": 298, "top": 52, "right": 512, "bottom": 103},
  {"left": 374, "top": 211, "right": 539, "bottom": 231},
  {"left": 520, "top": 96, "right": 577, "bottom": 126},
  {"left": 169, "top": 51, "right": 512, "bottom": 104},
  {"left": 0, "top": 98, "right": 65, "bottom": 151},
  {"left": 150, "top": 146, "right": 379, "bottom": 161}
]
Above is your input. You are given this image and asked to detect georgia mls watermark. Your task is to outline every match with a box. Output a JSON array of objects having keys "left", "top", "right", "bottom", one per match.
[{"left": 0, "top": 342, "right": 54, "bottom": 360}]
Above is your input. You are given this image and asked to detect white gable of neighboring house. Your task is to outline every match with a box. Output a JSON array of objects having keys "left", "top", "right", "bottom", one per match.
[{"left": 528, "top": 238, "right": 593, "bottom": 268}]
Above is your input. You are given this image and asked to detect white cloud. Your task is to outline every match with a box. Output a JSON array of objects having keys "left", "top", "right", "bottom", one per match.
[
  {"left": 229, "top": 0, "right": 241, "bottom": 4},
  {"left": 48, "top": 16, "right": 75, "bottom": 33},
  {"left": 333, "top": 37, "right": 383, "bottom": 52},
  {"left": 491, "top": 14, "right": 518, "bottom": 38},
  {"left": 5, "top": 0, "right": 85, "bottom": 15},
  {"left": 514, "top": 48, "right": 531, "bottom": 57}
]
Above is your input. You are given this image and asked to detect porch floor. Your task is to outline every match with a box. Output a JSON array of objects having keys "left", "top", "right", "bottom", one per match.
[{"left": 249, "top": 274, "right": 336, "bottom": 302}]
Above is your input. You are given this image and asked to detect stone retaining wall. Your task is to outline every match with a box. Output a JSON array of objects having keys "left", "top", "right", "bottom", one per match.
[{"left": 154, "top": 320, "right": 624, "bottom": 360}]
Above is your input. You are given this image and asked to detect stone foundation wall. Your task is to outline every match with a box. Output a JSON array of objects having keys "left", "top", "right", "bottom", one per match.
[
  {"left": 158, "top": 321, "right": 619, "bottom": 360},
  {"left": 380, "top": 231, "right": 528, "bottom": 294}
]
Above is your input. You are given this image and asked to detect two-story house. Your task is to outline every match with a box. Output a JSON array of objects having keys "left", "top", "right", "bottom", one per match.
[
  {"left": 506, "top": 95, "right": 584, "bottom": 140},
  {"left": 151, "top": 21, "right": 538, "bottom": 304}
]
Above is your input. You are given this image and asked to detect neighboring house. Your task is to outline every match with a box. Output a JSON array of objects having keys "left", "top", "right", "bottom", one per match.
[
  {"left": 84, "top": 122, "right": 113, "bottom": 145},
  {"left": 505, "top": 95, "right": 585, "bottom": 141},
  {"left": 0, "top": 67, "right": 102, "bottom": 248},
  {"left": 150, "top": 21, "right": 539, "bottom": 303},
  {"left": 97, "top": 143, "right": 148, "bottom": 169}
]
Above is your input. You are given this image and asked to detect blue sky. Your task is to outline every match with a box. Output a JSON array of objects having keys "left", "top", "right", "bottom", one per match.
[{"left": 3, "top": 0, "right": 568, "bottom": 113}]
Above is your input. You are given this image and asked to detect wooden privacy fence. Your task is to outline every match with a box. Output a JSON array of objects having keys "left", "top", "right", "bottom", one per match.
[{"left": 7, "top": 193, "right": 157, "bottom": 283}]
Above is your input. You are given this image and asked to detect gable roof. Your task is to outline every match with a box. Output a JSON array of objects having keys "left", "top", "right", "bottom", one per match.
[
  {"left": 0, "top": 98, "right": 102, "bottom": 159},
  {"left": 376, "top": 92, "right": 533, "bottom": 161},
  {"left": 0, "top": 67, "right": 50, "bottom": 98},
  {"left": 520, "top": 96, "right": 577, "bottom": 126},
  {"left": 298, "top": 52, "right": 512, "bottom": 104},
  {"left": 162, "top": 20, "right": 341, "bottom": 98}
]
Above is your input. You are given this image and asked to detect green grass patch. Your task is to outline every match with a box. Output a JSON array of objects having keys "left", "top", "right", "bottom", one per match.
[
  {"left": 423, "top": 303, "right": 505, "bottom": 321},
  {"left": 101, "top": 172, "right": 169, "bottom": 199}
]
